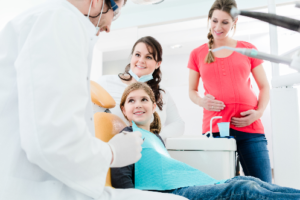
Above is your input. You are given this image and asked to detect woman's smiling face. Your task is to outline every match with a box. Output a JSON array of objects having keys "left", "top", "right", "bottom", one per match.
[
  {"left": 121, "top": 89, "right": 156, "bottom": 127},
  {"left": 210, "top": 9, "right": 236, "bottom": 40},
  {"left": 130, "top": 42, "right": 161, "bottom": 78}
]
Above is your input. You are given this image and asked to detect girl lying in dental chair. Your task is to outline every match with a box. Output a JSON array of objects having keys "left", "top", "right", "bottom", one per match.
[{"left": 111, "top": 82, "right": 300, "bottom": 200}]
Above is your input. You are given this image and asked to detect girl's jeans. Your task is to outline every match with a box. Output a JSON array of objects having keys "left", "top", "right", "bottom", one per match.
[
  {"left": 163, "top": 176, "right": 300, "bottom": 200},
  {"left": 213, "top": 128, "right": 272, "bottom": 183}
]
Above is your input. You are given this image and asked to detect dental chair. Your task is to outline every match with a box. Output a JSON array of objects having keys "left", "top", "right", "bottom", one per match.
[{"left": 90, "top": 80, "right": 127, "bottom": 187}]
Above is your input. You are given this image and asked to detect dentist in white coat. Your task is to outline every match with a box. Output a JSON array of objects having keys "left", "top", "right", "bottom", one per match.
[{"left": 0, "top": 0, "right": 187, "bottom": 199}]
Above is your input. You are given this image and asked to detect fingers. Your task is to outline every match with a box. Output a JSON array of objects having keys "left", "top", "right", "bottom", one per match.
[
  {"left": 206, "top": 94, "right": 215, "bottom": 99},
  {"left": 133, "top": 131, "right": 143, "bottom": 145},
  {"left": 121, "top": 131, "right": 143, "bottom": 145},
  {"left": 240, "top": 110, "right": 253, "bottom": 116},
  {"left": 135, "top": 152, "right": 142, "bottom": 163},
  {"left": 208, "top": 105, "right": 224, "bottom": 112},
  {"left": 204, "top": 95, "right": 225, "bottom": 112},
  {"left": 231, "top": 117, "right": 250, "bottom": 127},
  {"left": 132, "top": 131, "right": 142, "bottom": 138},
  {"left": 207, "top": 101, "right": 225, "bottom": 112},
  {"left": 123, "top": 130, "right": 142, "bottom": 137}
]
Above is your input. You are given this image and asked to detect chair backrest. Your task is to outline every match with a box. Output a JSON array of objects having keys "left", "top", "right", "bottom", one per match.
[{"left": 90, "top": 81, "right": 126, "bottom": 187}]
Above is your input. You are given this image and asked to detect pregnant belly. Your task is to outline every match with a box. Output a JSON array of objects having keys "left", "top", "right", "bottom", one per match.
[{"left": 202, "top": 103, "right": 264, "bottom": 134}]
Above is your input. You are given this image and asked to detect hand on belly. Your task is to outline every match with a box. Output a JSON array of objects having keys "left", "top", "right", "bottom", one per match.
[
  {"left": 231, "top": 109, "right": 262, "bottom": 127},
  {"left": 200, "top": 94, "right": 226, "bottom": 112}
]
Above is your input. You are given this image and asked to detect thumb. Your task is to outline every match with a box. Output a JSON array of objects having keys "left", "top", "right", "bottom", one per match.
[
  {"left": 240, "top": 110, "right": 252, "bottom": 116},
  {"left": 206, "top": 94, "right": 215, "bottom": 100},
  {"left": 133, "top": 131, "right": 142, "bottom": 137}
]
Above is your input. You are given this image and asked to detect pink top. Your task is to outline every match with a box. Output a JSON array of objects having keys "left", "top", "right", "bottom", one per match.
[{"left": 187, "top": 41, "right": 264, "bottom": 134}]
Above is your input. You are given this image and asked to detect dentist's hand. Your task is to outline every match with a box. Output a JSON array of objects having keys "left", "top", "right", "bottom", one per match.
[
  {"left": 199, "top": 94, "right": 225, "bottom": 112},
  {"left": 108, "top": 131, "right": 143, "bottom": 168}
]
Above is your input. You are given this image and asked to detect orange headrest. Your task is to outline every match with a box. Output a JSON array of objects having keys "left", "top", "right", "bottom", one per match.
[{"left": 90, "top": 80, "right": 116, "bottom": 109}]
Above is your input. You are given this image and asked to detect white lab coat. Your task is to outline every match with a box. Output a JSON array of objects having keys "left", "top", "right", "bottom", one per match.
[{"left": 0, "top": 1, "right": 186, "bottom": 200}]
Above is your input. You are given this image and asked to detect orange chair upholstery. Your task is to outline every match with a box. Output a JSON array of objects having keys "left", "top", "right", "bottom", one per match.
[
  {"left": 90, "top": 80, "right": 116, "bottom": 109},
  {"left": 90, "top": 81, "right": 126, "bottom": 187}
]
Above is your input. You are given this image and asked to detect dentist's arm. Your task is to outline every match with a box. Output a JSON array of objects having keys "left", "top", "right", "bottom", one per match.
[{"left": 15, "top": 9, "right": 141, "bottom": 199}]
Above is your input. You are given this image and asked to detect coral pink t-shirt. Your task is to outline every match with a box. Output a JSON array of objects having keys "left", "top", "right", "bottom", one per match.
[{"left": 188, "top": 41, "right": 264, "bottom": 134}]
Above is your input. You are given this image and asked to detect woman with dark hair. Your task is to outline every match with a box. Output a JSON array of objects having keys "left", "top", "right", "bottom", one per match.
[
  {"left": 97, "top": 36, "right": 184, "bottom": 141},
  {"left": 188, "top": 0, "right": 272, "bottom": 183}
]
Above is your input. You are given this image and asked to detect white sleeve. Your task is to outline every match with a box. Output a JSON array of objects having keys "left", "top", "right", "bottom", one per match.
[
  {"left": 15, "top": 10, "right": 111, "bottom": 199},
  {"left": 159, "top": 90, "right": 185, "bottom": 140}
]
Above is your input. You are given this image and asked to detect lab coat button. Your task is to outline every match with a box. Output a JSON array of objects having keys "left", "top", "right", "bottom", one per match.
[{"left": 90, "top": 118, "right": 93, "bottom": 121}]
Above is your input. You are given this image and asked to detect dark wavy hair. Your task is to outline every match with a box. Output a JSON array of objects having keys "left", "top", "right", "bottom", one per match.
[{"left": 118, "top": 36, "right": 165, "bottom": 110}]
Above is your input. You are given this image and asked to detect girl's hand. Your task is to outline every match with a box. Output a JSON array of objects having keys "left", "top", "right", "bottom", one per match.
[
  {"left": 231, "top": 110, "right": 262, "bottom": 127},
  {"left": 199, "top": 94, "right": 225, "bottom": 112}
]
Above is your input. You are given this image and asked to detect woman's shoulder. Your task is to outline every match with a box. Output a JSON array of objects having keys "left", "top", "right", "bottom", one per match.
[
  {"left": 98, "top": 74, "right": 119, "bottom": 82},
  {"left": 158, "top": 84, "right": 168, "bottom": 96},
  {"left": 97, "top": 74, "right": 125, "bottom": 89},
  {"left": 237, "top": 41, "right": 257, "bottom": 49},
  {"left": 190, "top": 43, "right": 209, "bottom": 56}
]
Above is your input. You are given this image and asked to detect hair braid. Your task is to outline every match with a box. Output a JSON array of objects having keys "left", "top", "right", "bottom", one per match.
[
  {"left": 150, "top": 112, "right": 161, "bottom": 134},
  {"left": 205, "top": 30, "right": 215, "bottom": 64}
]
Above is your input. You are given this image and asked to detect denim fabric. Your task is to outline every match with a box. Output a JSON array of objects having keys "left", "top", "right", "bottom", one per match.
[
  {"left": 165, "top": 176, "right": 300, "bottom": 200},
  {"left": 213, "top": 128, "right": 272, "bottom": 183}
]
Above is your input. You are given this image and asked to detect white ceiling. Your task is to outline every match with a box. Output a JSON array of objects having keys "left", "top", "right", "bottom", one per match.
[
  {"left": 111, "top": 0, "right": 297, "bottom": 30},
  {"left": 0, "top": 0, "right": 296, "bottom": 30},
  {"left": 1, "top": 0, "right": 299, "bottom": 62},
  {"left": 99, "top": 3, "right": 300, "bottom": 63}
]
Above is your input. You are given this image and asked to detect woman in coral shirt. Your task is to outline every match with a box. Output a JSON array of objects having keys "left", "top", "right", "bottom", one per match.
[{"left": 188, "top": 0, "right": 272, "bottom": 183}]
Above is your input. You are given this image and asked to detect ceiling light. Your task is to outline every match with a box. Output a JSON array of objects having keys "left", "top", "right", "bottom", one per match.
[
  {"left": 170, "top": 44, "right": 182, "bottom": 49},
  {"left": 131, "top": 0, "right": 164, "bottom": 5}
]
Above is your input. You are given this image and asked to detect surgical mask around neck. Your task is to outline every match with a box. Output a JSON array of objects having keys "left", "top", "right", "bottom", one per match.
[
  {"left": 87, "top": 0, "right": 105, "bottom": 35},
  {"left": 128, "top": 69, "right": 153, "bottom": 83}
]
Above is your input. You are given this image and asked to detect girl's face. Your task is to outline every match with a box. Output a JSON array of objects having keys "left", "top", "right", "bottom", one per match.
[
  {"left": 122, "top": 89, "right": 156, "bottom": 129},
  {"left": 130, "top": 42, "right": 161, "bottom": 78},
  {"left": 210, "top": 9, "right": 237, "bottom": 40}
]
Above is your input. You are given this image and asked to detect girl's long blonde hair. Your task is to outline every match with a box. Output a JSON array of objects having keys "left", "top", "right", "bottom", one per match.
[
  {"left": 120, "top": 82, "right": 161, "bottom": 134},
  {"left": 205, "top": 0, "right": 238, "bottom": 64}
]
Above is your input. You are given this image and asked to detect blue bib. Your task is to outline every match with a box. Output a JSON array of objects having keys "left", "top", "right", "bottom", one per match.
[{"left": 133, "top": 122, "right": 227, "bottom": 191}]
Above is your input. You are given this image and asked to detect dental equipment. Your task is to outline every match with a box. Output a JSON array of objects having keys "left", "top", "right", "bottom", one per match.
[
  {"left": 212, "top": 47, "right": 293, "bottom": 67},
  {"left": 131, "top": 0, "right": 164, "bottom": 5},
  {"left": 204, "top": 116, "right": 222, "bottom": 139},
  {"left": 212, "top": 46, "right": 300, "bottom": 87},
  {"left": 230, "top": 7, "right": 300, "bottom": 33}
]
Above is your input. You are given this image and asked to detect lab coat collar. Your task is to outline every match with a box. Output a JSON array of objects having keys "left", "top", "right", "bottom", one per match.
[{"left": 60, "top": 0, "right": 97, "bottom": 39}]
